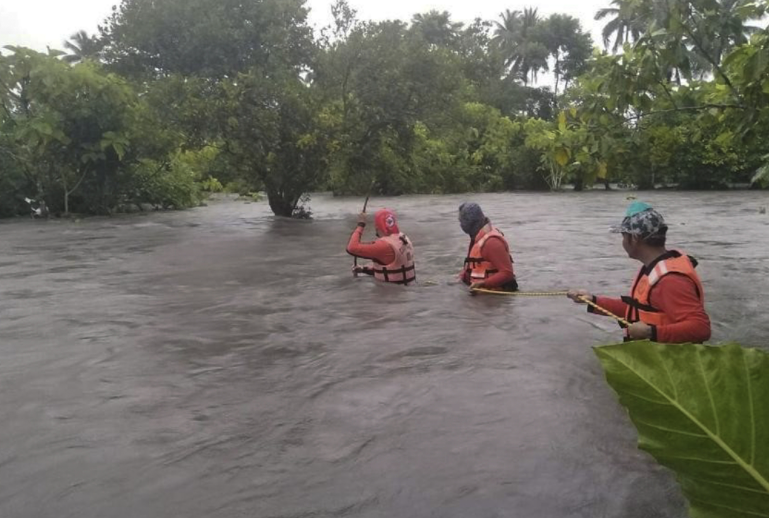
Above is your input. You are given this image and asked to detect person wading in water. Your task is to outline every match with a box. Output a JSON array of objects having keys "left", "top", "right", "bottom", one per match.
[
  {"left": 458, "top": 202, "right": 518, "bottom": 292},
  {"left": 346, "top": 208, "right": 416, "bottom": 285},
  {"left": 568, "top": 202, "right": 711, "bottom": 343}
]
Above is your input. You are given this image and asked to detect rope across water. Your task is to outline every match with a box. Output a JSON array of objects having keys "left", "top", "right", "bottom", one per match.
[
  {"left": 470, "top": 288, "right": 630, "bottom": 326},
  {"left": 471, "top": 288, "right": 568, "bottom": 297}
]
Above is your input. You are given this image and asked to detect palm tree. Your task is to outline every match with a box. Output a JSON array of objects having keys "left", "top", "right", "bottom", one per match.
[
  {"left": 491, "top": 9, "right": 520, "bottom": 55},
  {"left": 62, "top": 31, "right": 103, "bottom": 64},
  {"left": 541, "top": 14, "right": 593, "bottom": 95},
  {"left": 597, "top": 0, "right": 760, "bottom": 69},
  {"left": 411, "top": 10, "right": 463, "bottom": 48},
  {"left": 594, "top": 0, "right": 645, "bottom": 52},
  {"left": 701, "top": 0, "right": 761, "bottom": 66},
  {"left": 492, "top": 8, "right": 548, "bottom": 85},
  {"left": 649, "top": 0, "right": 758, "bottom": 80},
  {"left": 520, "top": 7, "right": 540, "bottom": 32}
]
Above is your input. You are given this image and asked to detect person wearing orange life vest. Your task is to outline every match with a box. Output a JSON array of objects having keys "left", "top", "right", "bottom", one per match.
[
  {"left": 568, "top": 202, "right": 711, "bottom": 343},
  {"left": 346, "top": 208, "right": 416, "bottom": 285},
  {"left": 458, "top": 202, "right": 518, "bottom": 292}
]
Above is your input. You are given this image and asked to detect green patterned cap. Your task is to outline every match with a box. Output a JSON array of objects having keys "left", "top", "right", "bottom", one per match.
[{"left": 611, "top": 203, "right": 667, "bottom": 235}]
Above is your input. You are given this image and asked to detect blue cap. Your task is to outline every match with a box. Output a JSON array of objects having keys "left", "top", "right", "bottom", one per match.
[{"left": 625, "top": 201, "right": 653, "bottom": 218}]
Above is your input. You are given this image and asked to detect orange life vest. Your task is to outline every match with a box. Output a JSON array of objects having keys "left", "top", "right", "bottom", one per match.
[
  {"left": 372, "top": 233, "right": 416, "bottom": 285},
  {"left": 464, "top": 225, "right": 515, "bottom": 288},
  {"left": 622, "top": 251, "right": 704, "bottom": 336}
]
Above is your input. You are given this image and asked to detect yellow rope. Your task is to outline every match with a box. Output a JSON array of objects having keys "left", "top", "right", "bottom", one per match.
[
  {"left": 577, "top": 295, "right": 630, "bottom": 326},
  {"left": 471, "top": 288, "right": 569, "bottom": 297},
  {"left": 470, "top": 288, "right": 630, "bottom": 326}
]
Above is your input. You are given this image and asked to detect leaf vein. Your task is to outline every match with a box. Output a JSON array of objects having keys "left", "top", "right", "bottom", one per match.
[
  {"left": 744, "top": 351, "right": 757, "bottom": 467},
  {"left": 621, "top": 391, "right": 674, "bottom": 406},
  {"left": 685, "top": 475, "right": 769, "bottom": 496},
  {"left": 607, "top": 353, "right": 769, "bottom": 493},
  {"left": 697, "top": 350, "right": 720, "bottom": 436},
  {"left": 633, "top": 419, "right": 709, "bottom": 438},
  {"left": 657, "top": 454, "right": 737, "bottom": 465},
  {"left": 688, "top": 496, "right": 769, "bottom": 517},
  {"left": 659, "top": 354, "right": 678, "bottom": 401}
]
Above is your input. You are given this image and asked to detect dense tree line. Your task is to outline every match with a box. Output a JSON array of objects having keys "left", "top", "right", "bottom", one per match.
[{"left": 1, "top": 0, "right": 767, "bottom": 218}]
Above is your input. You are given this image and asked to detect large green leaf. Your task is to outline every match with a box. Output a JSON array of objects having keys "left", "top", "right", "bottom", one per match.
[{"left": 595, "top": 342, "right": 769, "bottom": 518}]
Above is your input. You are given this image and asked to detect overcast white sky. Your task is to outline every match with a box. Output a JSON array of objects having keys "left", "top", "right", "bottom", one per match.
[{"left": 1, "top": 0, "right": 609, "bottom": 52}]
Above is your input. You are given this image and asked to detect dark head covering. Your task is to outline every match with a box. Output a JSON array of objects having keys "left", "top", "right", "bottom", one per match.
[{"left": 458, "top": 202, "right": 487, "bottom": 237}]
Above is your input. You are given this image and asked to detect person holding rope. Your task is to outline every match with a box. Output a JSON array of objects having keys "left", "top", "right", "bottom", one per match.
[
  {"left": 346, "top": 208, "right": 416, "bottom": 285},
  {"left": 458, "top": 202, "right": 518, "bottom": 292},
  {"left": 567, "top": 202, "right": 711, "bottom": 343}
]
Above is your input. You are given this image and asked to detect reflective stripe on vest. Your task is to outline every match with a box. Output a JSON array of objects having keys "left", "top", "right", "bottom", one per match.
[
  {"left": 623, "top": 251, "right": 704, "bottom": 335},
  {"left": 372, "top": 233, "right": 416, "bottom": 285},
  {"left": 464, "top": 226, "right": 514, "bottom": 282}
]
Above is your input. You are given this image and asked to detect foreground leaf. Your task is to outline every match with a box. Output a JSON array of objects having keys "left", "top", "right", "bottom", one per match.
[{"left": 595, "top": 341, "right": 769, "bottom": 518}]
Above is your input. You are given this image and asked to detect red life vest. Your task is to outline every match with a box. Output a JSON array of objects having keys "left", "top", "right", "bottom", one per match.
[
  {"left": 622, "top": 251, "right": 705, "bottom": 337},
  {"left": 464, "top": 225, "right": 515, "bottom": 288},
  {"left": 371, "top": 233, "right": 416, "bottom": 285}
]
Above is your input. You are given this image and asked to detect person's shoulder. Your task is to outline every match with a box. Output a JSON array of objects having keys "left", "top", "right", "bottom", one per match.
[
  {"left": 484, "top": 231, "right": 509, "bottom": 246},
  {"left": 657, "top": 272, "right": 701, "bottom": 294},
  {"left": 481, "top": 234, "right": 509, "bottom": 254}
]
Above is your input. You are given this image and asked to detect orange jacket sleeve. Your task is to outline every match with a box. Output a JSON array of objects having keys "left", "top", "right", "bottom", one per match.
[{"left": 346, "top": 225, "right": 396, "bottom": 265}]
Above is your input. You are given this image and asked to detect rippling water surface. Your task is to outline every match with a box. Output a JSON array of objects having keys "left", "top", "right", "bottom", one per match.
[{"left": 1, "top": 191, "right": 767, "bottom": 518}]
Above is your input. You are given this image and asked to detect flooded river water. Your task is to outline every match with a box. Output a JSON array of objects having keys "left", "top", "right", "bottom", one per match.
[{"left": 0, "top": 191, "right": 767, "bottom": 518}]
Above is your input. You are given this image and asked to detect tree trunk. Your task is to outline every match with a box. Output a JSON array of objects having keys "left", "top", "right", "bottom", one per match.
[
  {"left": 267, "top": 190, "right": 297, "bottom": 217},
  {"left": 63, "top": 168, "right": 88, "bottom": 215},
  {"left": 62, "top": 177, "right": 69, "bottom": 215}
]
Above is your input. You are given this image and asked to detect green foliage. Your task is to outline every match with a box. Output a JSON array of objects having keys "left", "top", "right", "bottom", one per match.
[
  {"left": 0, "top": 140, "right": 32, "bottom": 217},
  {"left": 3, "top": 0, "right": 769, "bottom": 220},
  {"left": 490, "top": 9, "right": 593, "bottom": 93},
  {"left": 62, "top": 30, "right": 104, "bottom": 64},
  {"left": 317, "top": 17, "right": 470, "bottom": 195},
  {"left": 97, "top": 0, "right": 325, "bottom": 216},
  {"left": 100, "top": 0, "right": 314, "bottom": 79},
  {"left": 220, "top": 72, "right": 329, "bottom": 216},
  {"left": 0, "top": 47, "right": 208, "bottom": 216},
  {"left": 0, "top": 48, "right": 137, "bottom": 214},
  {"left": 126, "top": 157, "right": 203, "bottom": 210},
  {"left": 596, "top": 341, "right": 769, "bottom": 518},
  {"left": 595, "top": 0, "right": 645, "bottom": 52},
  {"left": 522, "top": 107, "right": 617, "bottom": 191},
  {"left": 492, "top": 8, "right": 550, "bottom": 86},
  {"left": 540, "top": 14, "right": 593, "bottom": 94},
  {"left": 561, "top": 0, "right": 769, "bottom": 190},
  {"left": 524, "top": 118, "right": 568, "bottom": 190},
  {"left": 200, "top": 177, "right": 223, "bottom": 193},
  {"left": 314, "top": 8, "right": 577, "bottom": 197},
  {"left": 753, "top": 156, "right": 769, "bottom": 187}
]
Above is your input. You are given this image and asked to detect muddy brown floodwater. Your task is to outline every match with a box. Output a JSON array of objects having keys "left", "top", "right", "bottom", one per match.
[{"left": 0, "top": 191, "right": 767, "bottom": 518}]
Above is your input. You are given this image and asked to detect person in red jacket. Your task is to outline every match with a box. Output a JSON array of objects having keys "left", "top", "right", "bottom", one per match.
[
  {"left": 346, "top": 208, "right": 416, "bottom": 285},
  {"left": 458, "top": 202, "right": 518, "bottom": 292},
  {"left": 568, "top": 202, "right": 711, "bottom": 343}
]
